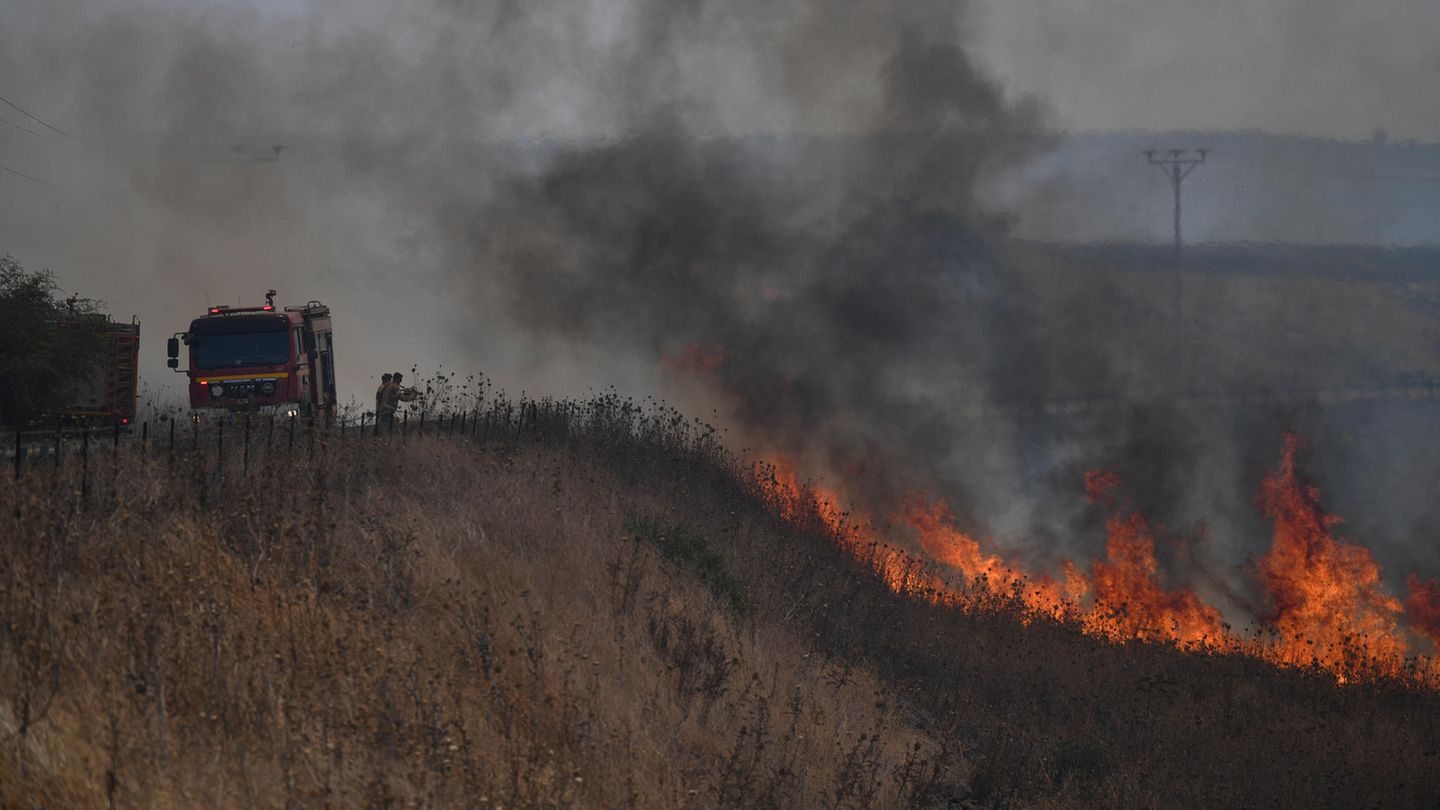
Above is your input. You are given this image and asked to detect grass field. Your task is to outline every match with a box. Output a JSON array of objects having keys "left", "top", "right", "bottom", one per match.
[
  {"left": 2, "top": 396, "right": 1438, "bottom": 808},
  {"left": 1009, "top": 242, "right": 1440, "bottom": 397}
]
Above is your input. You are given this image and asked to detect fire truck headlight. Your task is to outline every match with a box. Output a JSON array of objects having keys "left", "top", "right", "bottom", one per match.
[
  {"left": 260, "top": 380, "right": 276, "bottom": 395},
  {"left": 210, "top": 384, "right": 224, "bottom": 398}
]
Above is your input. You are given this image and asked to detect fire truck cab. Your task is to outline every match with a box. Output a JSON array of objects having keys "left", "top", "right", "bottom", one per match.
[{"left": 168, "top": 291, "right": 337, "bottom": 418}]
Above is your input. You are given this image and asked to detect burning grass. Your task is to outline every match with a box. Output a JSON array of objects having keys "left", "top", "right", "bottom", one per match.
[
  {"left": 763, "top": 434, "right": 1440, "bottom": 686},
  {"left": 1, "top": 394, "right": 1439, "bottom": 807}
]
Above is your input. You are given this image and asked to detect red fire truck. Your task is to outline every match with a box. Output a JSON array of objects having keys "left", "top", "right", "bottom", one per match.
[
  {"left": 65, "top": 319, "right": 140, "bottom": 426},
  {"left": 168, "top": 291, "right": 337, "bottom": 418}
]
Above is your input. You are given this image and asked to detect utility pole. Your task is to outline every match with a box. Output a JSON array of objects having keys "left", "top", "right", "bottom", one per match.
[
  {"left": 1143, "top": 147, "right": 1209, "bottom": 392},
  {"left": 1145, "top": 148, "right": 1208, "bottom": 260}
]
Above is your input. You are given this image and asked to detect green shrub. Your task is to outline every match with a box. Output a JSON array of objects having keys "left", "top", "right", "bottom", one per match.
[{"left": 626, "top": 513, "right": 747, "bottom": 614}]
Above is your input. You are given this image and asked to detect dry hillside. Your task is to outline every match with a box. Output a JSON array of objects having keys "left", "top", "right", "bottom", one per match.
[{"left": 2, "top": 397, "right": 1438, "bottom": 808}]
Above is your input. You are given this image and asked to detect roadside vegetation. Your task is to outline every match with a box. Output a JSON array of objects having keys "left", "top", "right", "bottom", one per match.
[
  {"left": 0, "top": 255, "right": 110, "bottom": 426},
  {"left": 2, "top": 393, "right": 1438, "bottom": 808}
]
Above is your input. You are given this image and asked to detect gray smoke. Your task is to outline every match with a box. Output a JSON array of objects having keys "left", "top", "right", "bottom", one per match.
[{"left": 1, "top": 0, "right": 1436, "bottom": 615}]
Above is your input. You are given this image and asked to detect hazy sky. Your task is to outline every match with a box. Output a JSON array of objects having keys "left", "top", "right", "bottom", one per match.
[
  {"left": 86, "top": 0, "right": 1440, "bottom": 140},
  {"left": 1, "top": 1, "right": 1436, "bottom": 146},
  {"left": 0, "top": 0, "right": 1436, "bottom": 404},
  {"left": 972, "top": 1, "right": 1440, "bottom": 140}
]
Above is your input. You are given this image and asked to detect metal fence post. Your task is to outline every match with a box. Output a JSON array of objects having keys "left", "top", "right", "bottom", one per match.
[
  {"left": 111, "top": 422, "right": 121, "bottom": 503},
  {"left": 243, "top": 414, "right": 252, "bottom": 474},
  {"left": 80, "top": 426, "right": 90, "bottom": 504},
  {"left": 288, "top": 413, "right": 296, "bottom": 450}
]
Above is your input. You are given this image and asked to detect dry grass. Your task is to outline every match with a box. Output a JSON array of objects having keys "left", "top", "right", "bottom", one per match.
[
  {"left": 2, "top": 397, "right": 1439, "bottom": 808},
  {"left": 0, "top": 411, "right": 955, "bottom": 808}
]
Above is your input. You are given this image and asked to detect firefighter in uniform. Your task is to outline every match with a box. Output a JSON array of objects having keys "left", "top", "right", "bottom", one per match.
[
  {"left": 375, "top": 373, "right": 392, "bottom": 421},
  {"left": 377, "top": 372, "right": 419, "bottom": 431}
]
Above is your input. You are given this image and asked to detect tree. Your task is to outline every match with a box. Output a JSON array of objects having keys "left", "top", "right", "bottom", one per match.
[{"left": 0, "top": 255, "right": 110, "bottom": 425}]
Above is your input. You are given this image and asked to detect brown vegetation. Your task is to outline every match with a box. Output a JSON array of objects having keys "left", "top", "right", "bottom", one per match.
[{"left": 2, "top": 398, "right": 1438, "bottom": 808}]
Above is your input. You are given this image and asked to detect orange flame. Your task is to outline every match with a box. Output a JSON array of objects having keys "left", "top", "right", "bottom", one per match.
[
  {"left": 754, "top": 433, "right": 1438, "bottom": 686},
  {"left": 1405, "top": 576, "right": 1440, "bottom": 651},
  {"left": 1255, "top": 433, "right": 1408, "bottom": 675},
  {"left": 759, "top": 457, "right": 946, "bottom": 598},
  {"left": 898, "top": 494, "right": 1079, "bottom": 618},
  {"left": 1082, "top": 470, "right": 1227, "bottom": 647}
]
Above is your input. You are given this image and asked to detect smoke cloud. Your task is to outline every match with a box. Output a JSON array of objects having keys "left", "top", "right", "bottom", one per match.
[{"left": 1, "top": 0, "right": 1436, "bottom": 625}]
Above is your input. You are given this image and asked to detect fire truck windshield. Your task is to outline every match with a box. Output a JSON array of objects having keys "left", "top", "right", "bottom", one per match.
[{"left": 191, "top": 331, "right": 292, "bottom": 370}]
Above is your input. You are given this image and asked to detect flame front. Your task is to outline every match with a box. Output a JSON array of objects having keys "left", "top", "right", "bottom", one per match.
[
  {"left": 1256, "top": 433, "right": 1408, "bottom": 675},
  {"left": 755, "top": 433, "right": 1440, "bottom": 686},
  {"left": 899, "top": 495, "right": 1074, "bottom": 616},
  {"left": 1082, "top": 470, "right": 1228, "bottom": 648}
]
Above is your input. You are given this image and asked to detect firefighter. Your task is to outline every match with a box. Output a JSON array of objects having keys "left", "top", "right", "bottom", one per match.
[
  {"left": 375, "top": 373, "right": 392, "bottom": 419},
  {"left": 377, "top": 372, "right": 418, "bottom": 431}
]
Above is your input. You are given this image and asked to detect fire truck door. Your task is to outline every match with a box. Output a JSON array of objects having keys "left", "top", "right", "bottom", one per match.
[
  {"left": 294, "top": 327, "right": 311, "bottom": 405},
  {"left": 318, "top": 332, "right": 336, "bottom": 407}
]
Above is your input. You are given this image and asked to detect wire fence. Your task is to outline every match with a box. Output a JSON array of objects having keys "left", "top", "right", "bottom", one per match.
[
  {"left": 5, "top": 407, "right": 480, "bottom": 482},
  {"left": 5, "top": 393, "right": 740, "bottom": 527}
]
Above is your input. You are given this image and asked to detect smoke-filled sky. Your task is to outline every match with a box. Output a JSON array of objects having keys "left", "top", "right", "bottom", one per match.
[
  {"left": 2, "top": 0, "right": 1438, "bottom": 616},
  {"left": 973, "top": 0, "right": 1440, "bottom": 140},
  {"left": 183, "top": 0, "right": 1440, "bottom": 139},
  {"left": 5, "top": 0, "right": 1439, "bottom": 138}
]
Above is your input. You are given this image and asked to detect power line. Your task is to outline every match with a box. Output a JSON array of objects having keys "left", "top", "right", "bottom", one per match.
[
  {"left": 0, "top": 115, "right": 52, "bottom": 141},
  {"left": 0, "top": 92, "right": 76, "bottom": 140},
  {"left": 0, "top": 161, "right": 58, "bottom": 188}
]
